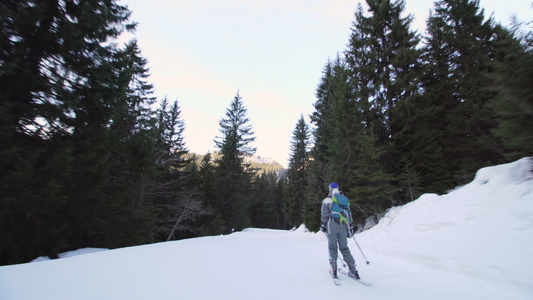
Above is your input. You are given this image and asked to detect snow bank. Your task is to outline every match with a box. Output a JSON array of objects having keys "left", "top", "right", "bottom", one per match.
[
  {"left": 31, "top": 248, "right": 109, "bottom": 262},
  {"left": 360, "top": 157, "right": 533, "bottom": 296},
  {"left": 293, "top": 223, "right": 310, "bottom": 233}
]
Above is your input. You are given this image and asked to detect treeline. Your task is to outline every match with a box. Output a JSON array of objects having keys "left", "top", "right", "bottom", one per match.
[
  {"left": 282, "top": 0, "right": 532, "bottom": 232},
  {"left": 0, "top": 0, "right": 191, "bottom": 264},
  {"left": 1, "top": 0, "right": 531, "bottom": 266},
  {"left": 0, "top": 1, "right": 287, "bottom": 265}
]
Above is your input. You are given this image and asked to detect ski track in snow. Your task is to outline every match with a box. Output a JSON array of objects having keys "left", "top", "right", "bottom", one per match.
[{"left": 0, "top": 158, "right": 532, "bottom": 300}]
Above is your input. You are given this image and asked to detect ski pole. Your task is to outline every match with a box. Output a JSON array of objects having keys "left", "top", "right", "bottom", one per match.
[{"left": 352, "top": 236, "right": 370, "bottom": 265}]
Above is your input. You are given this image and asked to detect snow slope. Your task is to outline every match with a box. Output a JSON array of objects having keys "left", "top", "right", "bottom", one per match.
[{"left": 1, "top": 158, "right": 532, "bottom": 300}]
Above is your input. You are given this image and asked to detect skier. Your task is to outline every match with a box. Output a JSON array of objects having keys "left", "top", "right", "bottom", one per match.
[{"left": 320, "top": 182, "right": 359, "bottom": 279}]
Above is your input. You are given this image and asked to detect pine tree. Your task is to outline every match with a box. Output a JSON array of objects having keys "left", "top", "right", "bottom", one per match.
[
  {"left": 308, "top": 58, "right": 349, "bottom": 191},
  {"left": 214, "top": 91, "right": 256, "bottom": 232},
  {"left": 283, "top": 115, "right": 310, "bottom": 228},
  {"left": 98, "top": 40, "right": 160, "bottom": 247},
  {"left": 302, "top": 163, "right": 324, "bottom": 232},
  {"left": 393, "top": 91, "right": 452, "bottom": 194},
  {"left": 151, "top": 98, "right": 210, "bottom": 242},
  {"left": 198, "top": 153, "right": 226, "bottom": 235},
  {"left": 250, "top": 172, "right": 282, "bottom": 229},
  {"left": 311, "top": 59, "right": 336, "bottom": 170},
  {"left": 0, "top": 0, "right": 138, "bottom": 264},
  {"left": 314, "top": 0, "right": 418, "bottom": 218},
  {"left": 345, "top": 0, "right": 421, "bottom": 171},
  {"left": 347, "top": 129, "right": 398, "bottom": 226},
  {"left": 155, "top": 97, "right": 189, "bottom": 170},
  {"left": 342, "top": 0, "right": 422, "bottom": 209},
  {"left": 326, "top": 55, "right": 361, "bottom": 187},
  {"left": 422, "top": 0, "right": 506, "bottom": 185},
  {"left": 305, "top": 59, "right": 336, "bottom": 231},
  {"left": 274, "top": 176, "right": 287, "bottom": 229},
  {"left": 489, "top": 22, "right": 533, "bottom": 159},
  {"left": 306, "top": 56, "right": 366, "bottom": 230}
]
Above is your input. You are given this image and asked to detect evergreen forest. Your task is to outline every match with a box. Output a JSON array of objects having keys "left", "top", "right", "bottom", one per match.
[{"left": 1, "top": 0, "right": 531, "bottom": 265}]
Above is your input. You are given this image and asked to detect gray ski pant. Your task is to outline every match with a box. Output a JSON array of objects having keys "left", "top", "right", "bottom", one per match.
[{"left": 327, "top": 222, "right": 355, "bottom": 265}]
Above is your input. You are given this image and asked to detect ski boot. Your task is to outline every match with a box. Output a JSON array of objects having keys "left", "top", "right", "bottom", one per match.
[
  {"left": 330, "top": 259, "right": 338, "bottom": 278},
  {"left": 347, "top": 263, "right": 360, "bottom": 280}
]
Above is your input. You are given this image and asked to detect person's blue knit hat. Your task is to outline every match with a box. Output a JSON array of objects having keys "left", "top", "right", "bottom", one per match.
[{"left": 329, "top": 182, "right": 339, "bottom": 191}]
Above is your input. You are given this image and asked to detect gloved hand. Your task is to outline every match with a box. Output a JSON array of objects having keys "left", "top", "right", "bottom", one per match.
[
  {"left": 320, "top": 223, "right": 327, "bottom": 233},
  {"left": 348, "top": 224, "right": 355, "bottom": 237}
]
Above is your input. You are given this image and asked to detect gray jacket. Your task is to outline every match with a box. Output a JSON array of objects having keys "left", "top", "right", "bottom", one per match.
[{"left": 320, "top": 188, "right": 353, "bottom": 228}]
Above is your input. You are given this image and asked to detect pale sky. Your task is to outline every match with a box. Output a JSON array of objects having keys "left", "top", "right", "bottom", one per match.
[{"left": 121, "top": 0, "right": 532, "bottom": 167}]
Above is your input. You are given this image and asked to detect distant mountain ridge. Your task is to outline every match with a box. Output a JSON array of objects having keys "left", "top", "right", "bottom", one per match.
[
  {"left": 186, "top": 152, "right": 286, "bottom": 177},
  {"left": 243, "top": 155, "right": 277, "bottom": 165}
]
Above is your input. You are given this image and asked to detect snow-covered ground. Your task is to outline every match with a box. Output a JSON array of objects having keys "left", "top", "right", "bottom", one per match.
[{"left": 1, "top": 158, "right": 532, "bottom": 300}]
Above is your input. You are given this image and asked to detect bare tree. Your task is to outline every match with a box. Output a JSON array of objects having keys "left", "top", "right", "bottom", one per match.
[{"left": 165, "top": 188, "right": 212, "bottom": 241}]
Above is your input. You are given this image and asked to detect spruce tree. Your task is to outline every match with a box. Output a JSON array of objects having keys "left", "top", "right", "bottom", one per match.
[
  {"left": 422, "top": 0, "right": 506, "bottom": 185},
  {"left": 283, "top": 115, "right": 310, "bottom": 228},
  {"left": 308, "top": 58, "right": 348, "bottom": 191},
  {"left": 198, "top": 153, "right": 226, "bottom": 235},
  {"left": 302, "top": 164, "right": 324, "bottom": 232},
  {"left": 311, "top": 60, "right": 336, "bottom": 169},
  {"left": 489, "top": 23, "right": 533, "bottom": 159},
  {"left": 347, "top": 129, "right": 398, "bottom": 226},
  {"left": 326, "top": 55, "right": 361, "bottom": 188},
  {"left": 99, "top": 40, "right": 160, "bottom": 247},
  {"left": 345, "top": 0, "right": 421, "bottom": 169},
  {"left": 250, "top": 172, "right": 282, "bottom": 229},
  {"left": 0, "top": 0, "right": 139, "bottom": 264},
  {"left": 343, "top": 0, "right": 422, "bottom": 208},
  {"left": 214, "top": 91, "right": 256, "bottom": 232},
  {"left": 306, "top": 56, "right": 366, "bottom": 230},
  {"left": 274, "top": 176, "right": 287, "bottom": 229},
  {"left": 151, "top": 98, "right": 205, "bottom": 241},
  {"left": 306, "top": 60, "right": 336, "bottom": 231},
  {"left": 393, "top": 91, "right": 452, "bottom": 194}
]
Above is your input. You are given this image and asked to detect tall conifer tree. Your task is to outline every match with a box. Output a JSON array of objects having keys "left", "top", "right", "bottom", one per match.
[
  {"left": 214, "top": 91, "right": 256, "bottom": 231},
  {"left": 0, "top": 0, "right": 141, "bottom": 264},
  {"left": 345, "top": 0, "right": 421, "bottom": 166},
  {"left": 250, "top": 172, "right": 282, "bottom": 229},
  {"left": 198, "top": 153, "right": 226, "bottom": 235},
  {"left": 339, "top": 0, "right": 420, "bottom": 210},
  {"left": 284, "top": 115, "right": 310, "bottom": 228},
  {"left": 326, "top": 56, "right": 361, "bottom": 188},
  {"left": 422, "top": 0, "right": 506, "bottom": 185},
  {"left": 306, "top": 60, "right": 336, "bottom": 231},
  {"left": 489, "top": 23, "right": 533, "bottom": 159}
]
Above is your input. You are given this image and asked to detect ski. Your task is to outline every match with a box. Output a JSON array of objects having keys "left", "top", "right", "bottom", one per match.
[
  {"left": 329, "top": 269, "right": 341, "bottom": 286},
  {"left": 337, "top": 268, "right": 372, "bottom": 286}
]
